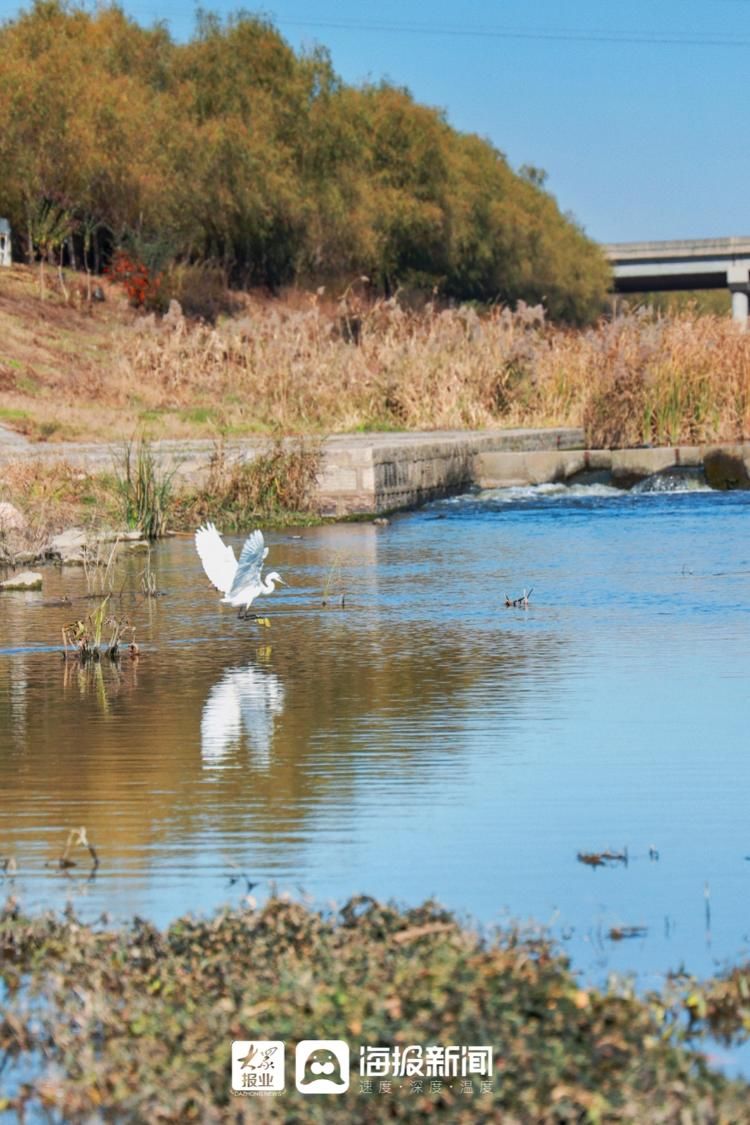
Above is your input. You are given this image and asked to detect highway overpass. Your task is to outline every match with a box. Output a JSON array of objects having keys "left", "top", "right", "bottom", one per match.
[{"left": 604, "top": 237, "right": 750, "bottom": 323}]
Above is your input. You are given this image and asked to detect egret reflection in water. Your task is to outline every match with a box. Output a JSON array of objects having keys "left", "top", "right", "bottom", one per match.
[{"left": 200, "top": 664, "right": 285, "bottom": 770}]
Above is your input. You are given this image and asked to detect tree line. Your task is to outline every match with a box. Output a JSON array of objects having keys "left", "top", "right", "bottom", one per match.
[{"left": 0, "top": 1, "right": 610, "bottom": 321}]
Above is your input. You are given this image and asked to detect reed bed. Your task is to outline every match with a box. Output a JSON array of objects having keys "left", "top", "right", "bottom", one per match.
[
  {"left": 114, "top": 301, "right": 750, "bottom": 448},
  {"left": 1, "top": 267, "right": 749, "bottom": 445},
  {"left": 0, "top": 443, "right": 322, "bottom": 547},
  {"left": 174, "top": 440, "right": 322, "bottom": 531}
]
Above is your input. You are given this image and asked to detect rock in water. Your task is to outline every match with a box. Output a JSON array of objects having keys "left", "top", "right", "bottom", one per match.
[
  {"left": 704, "top": 448, "right": 750, "bottom": 491},
  {"left": 47, "top": 527, "right": 88, "bottom": 564},
  {"left": 1, "top": 570, "right": 42, "bottom": 591},
  {"left": 0, "top": 502, "right": 26, "bottom": 534},
  {"left": 48, "top": 528, "right": 87, "bottom": 553}
]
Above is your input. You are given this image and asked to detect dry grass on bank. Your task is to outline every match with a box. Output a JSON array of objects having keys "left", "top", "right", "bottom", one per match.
[
  {"left": 0, "top": 265, "right": 132, "bottom": 441},
  {"left": 1, "top": 265, "right": 749, "bottom": 447},
  {"left": 0, "top": 441, "right": 323, "bottom": 562},
  {"left": 0, "top": 458, "right": 124, "bottom": 564},
  {"left": 117, "top": 300, "right": 750, "bottom": 447},
  {"left": 0, "top": 458, "right": 119, "bottom": 559}
]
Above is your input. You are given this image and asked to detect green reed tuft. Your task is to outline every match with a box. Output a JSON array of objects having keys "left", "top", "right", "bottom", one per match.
[{"left": 116, "top": 440, "right": 175, "bottom": 539}]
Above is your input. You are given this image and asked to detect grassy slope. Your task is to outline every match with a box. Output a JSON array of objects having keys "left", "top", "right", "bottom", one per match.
[
  {"left": 1, "top": 264, "right": 749, "bottom": 449},
  {"left": 0, "top": 265, "right": 135, "bottom": 441}
]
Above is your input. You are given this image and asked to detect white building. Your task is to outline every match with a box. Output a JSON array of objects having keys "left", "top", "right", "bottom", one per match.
[{"left": 0, "top": 219, "right": 11, "bottom": 267}]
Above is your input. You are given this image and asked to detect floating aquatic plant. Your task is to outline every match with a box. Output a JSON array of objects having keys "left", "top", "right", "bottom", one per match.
[
  {"left": 44, "top": 827, "right": 99, "bottom": 873},
  {"left": 577, "top": 848, "right": 629, "bottom": 868},
  {"left": 608, "top": 925, "right": 648, "bottom": 942},
  {"left": 504, "top": 588, "right": 533, "bottom": 608}
]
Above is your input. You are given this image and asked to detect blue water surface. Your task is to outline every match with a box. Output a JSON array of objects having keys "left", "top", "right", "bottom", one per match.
[{"left": 1, "top": 483, "right": 749, "bottom": 1004}]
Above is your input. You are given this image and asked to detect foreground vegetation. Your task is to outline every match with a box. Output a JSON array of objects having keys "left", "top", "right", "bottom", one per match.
[
  {"left": 1, "top": 266, "right": 749, "bottom": 449},
  {"left": 0, "top": 1, "right": 608, "bottom": 319},
  {"left": 0, "top": 896, "right": 749, "bottom": 1122}
]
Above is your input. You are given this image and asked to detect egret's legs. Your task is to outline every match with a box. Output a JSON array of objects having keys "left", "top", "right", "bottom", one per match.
[{"left": 237, "top": 608, "right": 259, "bottom": 621}]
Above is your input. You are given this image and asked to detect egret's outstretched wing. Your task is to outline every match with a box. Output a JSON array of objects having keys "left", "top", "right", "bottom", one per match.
[
  {"left": 228, "top": 529, "right": 268, "bottom": 598},
  {"left": 195, "top": 522, "right": 237, "bottom": 595}
]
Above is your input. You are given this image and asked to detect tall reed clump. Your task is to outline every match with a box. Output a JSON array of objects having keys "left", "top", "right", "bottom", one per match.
[
  {"left": 111, "top": 302, "right": 750, "bottom": 449},
  {"left": 115, "top": 298, "right": 556, "bottom": 435},
  {"left": 562, "top": 312, "right": 750, "bottom": 447},
  {"left": 176, "top": 439, "right": 321, "bottom": 530},
  {"left": 116, "top": 440, "right": 175, "bottom": 539}
]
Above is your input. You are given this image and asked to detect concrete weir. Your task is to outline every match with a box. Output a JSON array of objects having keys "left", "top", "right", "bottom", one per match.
[
  {"left": 475, "top": 442, "right": 750, "bottom": 493},
  {"left": 316, "top": 428, "right": 582, "bottom": 514},
  {"left": 1, "top": 425, "right": 749, "bottom": 515}
]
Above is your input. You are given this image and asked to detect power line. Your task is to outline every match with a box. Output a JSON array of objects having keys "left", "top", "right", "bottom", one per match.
[
  {"left": 277, "top": 17, "right": 750, "bottom": 49},
  {"left": 3, "top": 3, "right": 750, "bottom": 49}
]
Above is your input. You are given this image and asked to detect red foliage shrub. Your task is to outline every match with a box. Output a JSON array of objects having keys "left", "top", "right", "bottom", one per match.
[{"left": 105, "top": 251, "right": 162, "bottom": 308}]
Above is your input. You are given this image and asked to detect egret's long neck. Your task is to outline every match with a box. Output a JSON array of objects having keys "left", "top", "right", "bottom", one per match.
[{"left": 261, "top": 576, "right": 277, "bottom": 594}]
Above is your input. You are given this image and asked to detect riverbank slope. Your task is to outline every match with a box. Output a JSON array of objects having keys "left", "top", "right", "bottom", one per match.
[{"left": 1, "top": 265, "right": 749, "bottom": 449}]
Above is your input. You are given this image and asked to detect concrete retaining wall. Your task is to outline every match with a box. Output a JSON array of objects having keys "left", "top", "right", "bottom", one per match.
[
  {"left": 1, "top": 424, "right": 749, "bottom": 514},
  {"left": 0, "top": 427, "right": 584, "bottom": 516}
]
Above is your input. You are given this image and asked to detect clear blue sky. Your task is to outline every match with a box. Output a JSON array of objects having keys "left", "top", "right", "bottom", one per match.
[{"left": 5, "top": 0, "right": 750, "bottom": 243}]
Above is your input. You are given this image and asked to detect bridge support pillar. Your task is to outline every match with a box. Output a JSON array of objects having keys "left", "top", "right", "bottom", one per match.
[
  {"left": 730, "top": 286, "right": 749, "bottom": 328},
  {"left": 727, "top": 265, "right": 749, "bottom": 328}
]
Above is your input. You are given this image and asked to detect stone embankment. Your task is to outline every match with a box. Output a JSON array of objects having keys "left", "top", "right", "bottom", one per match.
[{"left": 1, "top": 424, "right": 749, "bottom": 515}]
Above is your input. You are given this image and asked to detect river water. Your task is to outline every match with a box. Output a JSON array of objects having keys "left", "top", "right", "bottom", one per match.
[{"left": 1, "top": 482, "right": 749, "bottom": 995}]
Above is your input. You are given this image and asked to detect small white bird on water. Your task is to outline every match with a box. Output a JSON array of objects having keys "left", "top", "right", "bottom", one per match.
[{"left": 195, "top": 523, "right": 285, "bottom": 619}]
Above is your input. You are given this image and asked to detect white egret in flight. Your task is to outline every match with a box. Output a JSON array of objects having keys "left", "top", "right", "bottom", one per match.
[{"left": 195, "top": 523, "right": 285, "bottom": 618}]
